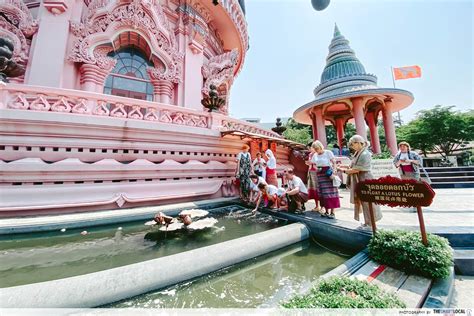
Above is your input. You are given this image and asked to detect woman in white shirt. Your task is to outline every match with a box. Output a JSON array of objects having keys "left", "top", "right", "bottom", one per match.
[
  {"left": 311, "top": 140, "right": 341, "bottom": 218},
  {"left": 265, "top": 149, "right": 278, "bottom": 186},
  {"left": 252, "top": 152, "right": 266, "bottom": 179}
]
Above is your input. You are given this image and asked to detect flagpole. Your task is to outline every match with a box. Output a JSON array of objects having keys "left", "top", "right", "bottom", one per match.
[{"left": 391, "top": 66, "right": 402, "bottom": 125}]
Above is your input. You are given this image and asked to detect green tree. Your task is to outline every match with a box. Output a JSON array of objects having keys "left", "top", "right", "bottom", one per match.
[
  {"left": 397, "top": 106, "right": 473, "bottom": 157},
  {"left": 283, "top": 118, "right": 313, "bottom": 145}
]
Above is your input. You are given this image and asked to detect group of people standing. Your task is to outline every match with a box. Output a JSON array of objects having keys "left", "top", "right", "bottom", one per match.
[{"left": 235, "top": 135, "right": 425, "bottom": 229}]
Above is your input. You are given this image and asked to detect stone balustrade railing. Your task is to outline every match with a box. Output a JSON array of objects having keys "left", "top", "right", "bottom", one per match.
[{"left": 0, "top": 83, "right": 281, "bottom": 138}]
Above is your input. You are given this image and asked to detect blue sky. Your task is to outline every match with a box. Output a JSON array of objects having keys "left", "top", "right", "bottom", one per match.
[{"left": 229, "top": 0, "right": 473, "bottom": 124}]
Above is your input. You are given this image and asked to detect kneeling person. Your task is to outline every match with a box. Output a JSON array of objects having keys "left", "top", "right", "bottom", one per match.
[
  {"left": 251, "top": 182, "right": 286, "bottom": 214},
  {"left": 249, "top": 174, "right": 267, "bottom": 205},
  {"left": 285, "top": 168, "right": 309, "bottom": 212}
]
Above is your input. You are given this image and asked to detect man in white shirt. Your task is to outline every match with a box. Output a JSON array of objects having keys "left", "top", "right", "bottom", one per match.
[{"left": 284, "top": 168, "right": 309, "bottom": 213}]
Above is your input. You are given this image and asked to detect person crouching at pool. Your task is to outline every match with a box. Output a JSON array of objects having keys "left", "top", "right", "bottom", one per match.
[
  {"left": 249, "top": 174, "right": 267, "bottom": 206},
  {"left": 284, "top": 168, "right": 309, "bottom": 213},
  {"left": 251, "top": 182, "right": 286, "bottom": 214}
]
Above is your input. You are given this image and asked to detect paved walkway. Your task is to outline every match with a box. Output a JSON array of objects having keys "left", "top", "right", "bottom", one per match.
[
  {"left": 305, "top": 188, "right": 474, "bottom": 231},
  {"left": 450, "top": 275, "right": 474, "bottom": 308}
]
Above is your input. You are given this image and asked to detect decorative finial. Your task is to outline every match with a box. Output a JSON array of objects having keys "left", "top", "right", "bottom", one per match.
[
  {"left": 334, "top": 23, "right": 341, "bottom": 37},
  {"left": 311, "top": 0, "right": 330, "bottom": 11}
]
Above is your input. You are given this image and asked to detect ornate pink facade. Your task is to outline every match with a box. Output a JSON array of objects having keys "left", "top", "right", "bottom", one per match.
[{"left": 0, "top": 0, "right": 292, "bottom": 217}]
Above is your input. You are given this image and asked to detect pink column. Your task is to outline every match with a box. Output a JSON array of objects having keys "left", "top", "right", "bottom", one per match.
[
  {"left": 351, "top": 97, "right": 367, "bottom": 139},
  {"left": 335, "top": 117, "right": 345, "bottom": 150},
  {"left": 382, "top": 99, "right": 398, "bottom": 155},
  {"left": 366, "top": 112, "right": 381, "bottom": 154},
  {"left": 310, "top": 113, "right": 318, "bottom": 141},
  {"left": 313, "top": 107, "right": 327, "bottom": 147},
  {"left": 150, "top": 79, "right": 174, "bottom": 104},
  {"left": 26, "top": 3, "right": 71, "bottom": 87},
  {"left": 79, "top": 64, "right": 111, "bottom": 92}
]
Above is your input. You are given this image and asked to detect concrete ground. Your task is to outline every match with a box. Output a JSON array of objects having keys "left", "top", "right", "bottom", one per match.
[
  {"left": 449, "top": 275, "right": 474, "bottom": 308},
  {"left": 305, "top": 188, "right": 474, "bottom": 230}
]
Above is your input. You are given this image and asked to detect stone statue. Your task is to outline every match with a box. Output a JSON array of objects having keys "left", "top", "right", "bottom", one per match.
[
  {"left": 201, "top": 49, "right": 238, "bottom": 95},
  {"left": 0, "top": 37, "right": 25, "bottom": 83}
]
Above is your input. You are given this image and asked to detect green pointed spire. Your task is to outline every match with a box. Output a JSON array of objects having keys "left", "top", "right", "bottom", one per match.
[{"left": 334, "top": 23, "right": 341, "bottom": 37}]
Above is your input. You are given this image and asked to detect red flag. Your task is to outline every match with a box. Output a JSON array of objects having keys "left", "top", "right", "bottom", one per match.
[{"left": 393, "top": 65, "right": 422, "bottom": 80}]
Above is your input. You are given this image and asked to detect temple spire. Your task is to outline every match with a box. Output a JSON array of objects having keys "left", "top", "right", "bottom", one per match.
[{"left": 334, "top": 23, "right": 341, "bottom": 37}]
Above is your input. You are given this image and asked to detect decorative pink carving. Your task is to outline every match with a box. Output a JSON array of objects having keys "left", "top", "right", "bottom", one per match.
[
  {"left": 29, "top": 94, "right": 50, "bottom": 111},
  {"left": 7, "top": 92, "right": 29, "bottom": 109},
  {"left": 93, "top": 100, "right": 110, "bottom": 116},
  {"left": 72, "top": 98, "right": 90, "bottom": 114},
  {"left": 110, "top": 103, "right": 127, "bottom": 118},
  {"left": 144, "top": 108, "right": 159, "bottom": 121},
  {"left": 0, "top": 16, "right": 30, "bottom": 64},
  {"left": 0, "top": 0, "right": 39, "bottom": 38},
  {"left": 128, "top": 106, "right": 144, "bottom": 120},
  {"left": 221, "top": 119, "right": 282, "bottom": 138},
  {"left": 79, "top": 55, "right": 117, "bottom": 86},
  {"left": 159, "top": 110, "right": 173, "bottom": 123},
  {"left": 202, "top": 49, "right": 239, "bottom": 95},
  {"left": 147, "top": 57, "right": 182, "bottom": 84},
  {"left": 187, "top": 0, "right": 212, "bottom": 23},
  {"left": 2, "top": 86, "right": 216, "bottom": 130},
  {"left": 172, "top": 112, "right": 186, "bottom": 125},
  {"left": 43, "top": 1, "right": 68, "bottom": 15},
  {"left": 51, "top": 96, "right": 72, "bottom": 112},
  {"left": 69, "top": 0, "right": 183, "bottom": 83}
]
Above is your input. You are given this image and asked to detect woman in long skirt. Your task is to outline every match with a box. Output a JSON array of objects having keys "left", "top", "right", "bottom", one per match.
[
  {"left": 340, "top": 135, "right": 382, "bottom": 228},
  {"left": 265, "top": 149, "right": 278, "bottom": 186},
  {"left": 311, "top": 141, "right": 340, "bottom": 218},
  {"left": 306, "top": 144, "right": 321, "bottom": 212},
  {"left": 235, "top": 144, "right": 252, "bottom": 201}
]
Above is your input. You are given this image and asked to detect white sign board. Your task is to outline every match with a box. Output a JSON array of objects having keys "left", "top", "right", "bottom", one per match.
[{"left": 371, "top": 159, "right": 400, "bottom": 179}]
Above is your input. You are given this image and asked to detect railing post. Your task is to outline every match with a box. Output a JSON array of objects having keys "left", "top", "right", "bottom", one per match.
[
  {"left": 209, "top": 112, "right": 222, "bottom": 130},
  {"left": 0, "top": 82, "right": 7, "bottom": 109}
]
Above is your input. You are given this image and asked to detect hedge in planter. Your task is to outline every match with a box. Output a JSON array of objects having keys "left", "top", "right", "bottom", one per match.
[
  {"left": 368, "top": 229, "right": 452, "bottom": 279},
  {"left": 282, "top": 276, "right": 406, "bottom": 308}
]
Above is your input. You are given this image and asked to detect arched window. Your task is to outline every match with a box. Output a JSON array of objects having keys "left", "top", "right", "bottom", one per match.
[{"left": 104, "top": 47, "right": 154, "bottom": 101}]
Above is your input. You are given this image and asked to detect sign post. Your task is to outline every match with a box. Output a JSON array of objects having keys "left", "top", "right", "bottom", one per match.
[{"left": 356, "top": 176, "right": 435, "bottom": 246}]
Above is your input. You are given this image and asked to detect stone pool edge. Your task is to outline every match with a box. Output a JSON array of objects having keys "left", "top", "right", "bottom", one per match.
[
  {"left": 0, "top": 223, "right": 309, "bottom": 308},
  {"left": 0, "top": 197, "right": 239, "bottom": 235}
]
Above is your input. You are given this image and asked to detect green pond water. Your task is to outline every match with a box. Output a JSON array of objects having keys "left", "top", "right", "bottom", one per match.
[
  {"left": 108, "top": 240, "right": 348, "bottom": 308},
  {"left": 0, "top": 205, "right": 284, "bottom": 288}
]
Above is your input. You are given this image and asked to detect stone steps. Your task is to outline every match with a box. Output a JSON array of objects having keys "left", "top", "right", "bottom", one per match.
[
  {"left": 453, "top": 248, "right": 474, "bottom": 276},
  {"left": 425, "top": 167, "right": 474, "bottom": 188}
]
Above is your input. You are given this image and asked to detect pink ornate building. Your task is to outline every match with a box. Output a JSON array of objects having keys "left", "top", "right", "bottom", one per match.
[{"left": 0, "top": 0, "right": 293, "bottom": 217}]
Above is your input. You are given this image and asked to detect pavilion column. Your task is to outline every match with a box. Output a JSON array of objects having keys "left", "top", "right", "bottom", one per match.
[
  {"left": 382, "top": 99, "right": 398, "bottom": 155},
  {"left": 312, "top": 107, "right": 327, "bottom": 147},
  {"left": 366, "top": 112, "right": 381, "bottom": 154},
  {"left": 351, "top": 97, "right": 367, "bottom": 139},
  {"left": 310, "top": 113, "right": 318, "bottom": 141},
  {"left": 335, "top": 117, "right": 345, "bottom": 151}
]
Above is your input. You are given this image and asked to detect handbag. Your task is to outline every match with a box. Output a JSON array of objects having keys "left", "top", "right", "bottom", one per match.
[{"left": 325, "top": 168, "right": 333, "bottom": 177}]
